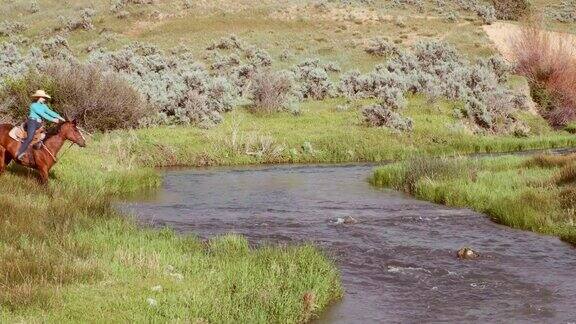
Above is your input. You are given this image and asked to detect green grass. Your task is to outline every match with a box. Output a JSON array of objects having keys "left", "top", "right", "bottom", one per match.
[
  {"left": 67, "top": 96, "right": 576, "bottom": 171},
  {"left": 371, "top": 153, "right": 576, "bottom": 245}
]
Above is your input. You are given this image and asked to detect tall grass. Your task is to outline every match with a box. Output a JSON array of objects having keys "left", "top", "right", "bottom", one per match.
[{"left": 372, "top": 154, "right": 576, "bottom": 245}]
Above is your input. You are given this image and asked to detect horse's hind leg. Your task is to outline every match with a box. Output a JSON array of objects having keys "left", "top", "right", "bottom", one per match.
[{"left": 0, "top": 146, "right": 5, "bottom": 174}]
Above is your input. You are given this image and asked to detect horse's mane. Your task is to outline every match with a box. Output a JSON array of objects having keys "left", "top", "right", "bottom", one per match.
[{"left": 44, "top": 123, "right": 65, "bottom": 140}]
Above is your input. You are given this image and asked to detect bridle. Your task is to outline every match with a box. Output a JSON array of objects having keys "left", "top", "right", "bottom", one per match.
[{"left": 41, "top": 125, "right": 87, "bottom": 163}]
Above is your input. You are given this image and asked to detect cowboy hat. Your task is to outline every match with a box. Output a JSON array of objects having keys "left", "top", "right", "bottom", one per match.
[{"left": 31, "top": 90, "right": 52, "bottom": 99}]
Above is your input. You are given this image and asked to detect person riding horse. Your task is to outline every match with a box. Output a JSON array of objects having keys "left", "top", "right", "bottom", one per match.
[{"left": 16, "top": 90, "right": 65, "bottom": 161}]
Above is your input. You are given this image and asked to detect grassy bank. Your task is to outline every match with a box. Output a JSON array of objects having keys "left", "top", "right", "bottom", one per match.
[
  {"left": 0, "top": 127, "right": 342, "bottom": 321},
  {"left": 371, "top": 153, "right": 576, "bottom": 245}
]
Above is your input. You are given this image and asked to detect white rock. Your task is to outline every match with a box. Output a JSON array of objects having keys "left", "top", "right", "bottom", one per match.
[{"left": 151, "top": 285, "right": 163, "bottom": 292}]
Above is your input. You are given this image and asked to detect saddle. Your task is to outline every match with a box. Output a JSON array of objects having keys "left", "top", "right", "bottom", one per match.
[{"left": 8, "top": 122, "right": 46, "bottom": 148}]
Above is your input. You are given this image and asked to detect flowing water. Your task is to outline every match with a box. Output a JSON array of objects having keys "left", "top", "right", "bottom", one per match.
[{"left": 120, "top": 164, "right": 576, "bottom": 323}]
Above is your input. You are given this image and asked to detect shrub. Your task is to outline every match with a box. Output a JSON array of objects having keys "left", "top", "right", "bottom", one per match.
[
  {"left": 292, "top": 59, "right": 335, "bottom": 100},
  {"left": 0, "top": 21, "right": 26, "bottom": 37},
  {"left": 549, "top": 0, "right": 576, "bottom": 23},
  {"left": 249, "top": 70, "right": 297, "bottom": 114},
  {"left": 279, "top": 49, "right": 293, "bottom": 62},
  {"left": 339, "top": 70, "right": 366, "bottom": 99},
  {"left": 445, "top": 11, "right": 459, "bottom": 22},
  {"left": 204, "top": 35, "right": 274, "bottom": 97},
  {"left": 29, "top": 1, "right": 39, "bottom": 13},
  {"left": 89, "top": 43, "right": 237, "bottom": 127},
  {"left": 58, "top": 8, "right": 96, "bottom": 31},
  {"left": 364, "top": 38, "right": 400, "bottom": 57},
  {"left": 110, "top": 0, "right": 155, "bottom": 13},
  {"left": 183, "top": 0, "right": 193, "bottom": 9},
  {"left": 206, "top": 35, "right": 245, "bottom": 51},
  {"left": 513, "top": 24, "right": 576, "bottom": 126},
  {"left": 244, "top": 45, "right": 273, "bottom": 67},
  {"left": 491, "top": 0, "right": 531, "bottom": 20},
  {"left": 456, "top": 0, "right": 498, "bottom": 24},
  {"left": 362, "top": 102, "right": 413, "bottom": 131},
  {"left": 41, "top": 36, "right": 75, "bottom": 62},
  {"left": 475, "top": 4, "right": 497, "bottom": 24},
  {"left": 340, "top": 40, "right": 522, "bottom": 133},
  {"left": 0, "top": 63, "right": 146, "bottom": 131},
  {"left": 339, "top": 65, "right": 408, "bottom": 100},
  {"left": 0, "top": 42, "right": 48, "bottom": 88}
]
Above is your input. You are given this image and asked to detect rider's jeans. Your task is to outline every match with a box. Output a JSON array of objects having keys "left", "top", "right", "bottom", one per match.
[{"left": 16, "top": 119, "right": 41, "bottom": 157}]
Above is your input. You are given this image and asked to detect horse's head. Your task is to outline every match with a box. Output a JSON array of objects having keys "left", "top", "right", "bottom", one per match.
[{"left": 60, "top": 120, "right": 86, "bottom": 147}]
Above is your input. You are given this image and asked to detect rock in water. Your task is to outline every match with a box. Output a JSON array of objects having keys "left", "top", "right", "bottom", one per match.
[
  {"left": 343, "top": 216, "right": 358, "bottom": 224},
  {"left": 457, "top": 247, "right": 480, "bottom": 259},
  {"left": 334, "top": 216, "right": 358, "bottom": 225}
]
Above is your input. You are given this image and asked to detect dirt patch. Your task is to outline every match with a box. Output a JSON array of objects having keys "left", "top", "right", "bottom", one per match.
[{"left": 482, "top": 22, "right": 576, "bottom": 61}]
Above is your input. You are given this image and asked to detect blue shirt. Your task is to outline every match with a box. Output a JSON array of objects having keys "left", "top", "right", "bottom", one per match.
[{"left": 29, "top": 102, "right": 63, "bottom": 123}]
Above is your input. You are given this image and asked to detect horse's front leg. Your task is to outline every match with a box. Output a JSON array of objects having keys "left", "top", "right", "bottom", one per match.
[{"left": 37, "top": 165, "right": 49, "bottom": 184}]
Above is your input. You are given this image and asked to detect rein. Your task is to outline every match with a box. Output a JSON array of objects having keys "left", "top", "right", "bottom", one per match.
[{"left": 42, "top": 142, "right": 74, "bottom": 163}]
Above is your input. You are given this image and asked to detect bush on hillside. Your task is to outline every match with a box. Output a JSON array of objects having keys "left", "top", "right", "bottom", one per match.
[
  {"left": 57, "top": 8, "right": 96, "bottom": 31},
  {"left": 476, "top": 4, "right": 497, "bottom": 24},
  {"left": 549, "top": 0, "right": 576, "bottom": 23},
  {"left": 491, "top": 0, "right": 531, "bottom": 20},
  {"left": 364, "top": 38, "right": 400, "bottom": 57},
  {"left": 40, "top": 36, "right": 76, "bottom": 62},
  {"left": 29, "top": 1, "right": 39, "bottom": 13},
  {"left": 0, "top": 63, "right": 145, "bottom": 131},
  {"left": 110, "top": 0, "right": 155, "bottom": 13},
  {"left": 513, "top": 25, "right": 576, "bottom": 126},
  {"left": 362, "top": 102, "right": 413, "bottom": 131},
  {"left": 340, "top": 40, "right": 524, "bottom": 134},
  {"left": 249, "top": 70, "right": 298, "bottom": 114},
  {"left": 89, "top": 43, "right": 237, "bottom": 127},
  {"left": 292, "top": 59, "right": 336, "bottom": 100},
  {"left": 0, "top": 42, "right": 46, "bottom": 88},
  {"left": 204, "top": 35, "right": 274, "bottom": 97},
  {"left": 0, "top": 21, "right": 26, "bottom": 37},
  {"left": 455, "top": 0, "right": 497, "bottom": 24}
]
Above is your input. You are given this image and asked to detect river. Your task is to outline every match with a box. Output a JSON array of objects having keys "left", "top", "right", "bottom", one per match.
[{"left": 120, "top": 163, "right": 576, "bottom": 323}]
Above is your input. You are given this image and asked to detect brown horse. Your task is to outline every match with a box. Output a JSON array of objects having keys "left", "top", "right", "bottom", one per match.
[{"left": 0, "top": 120, "right": 86, "bottom": 183}]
